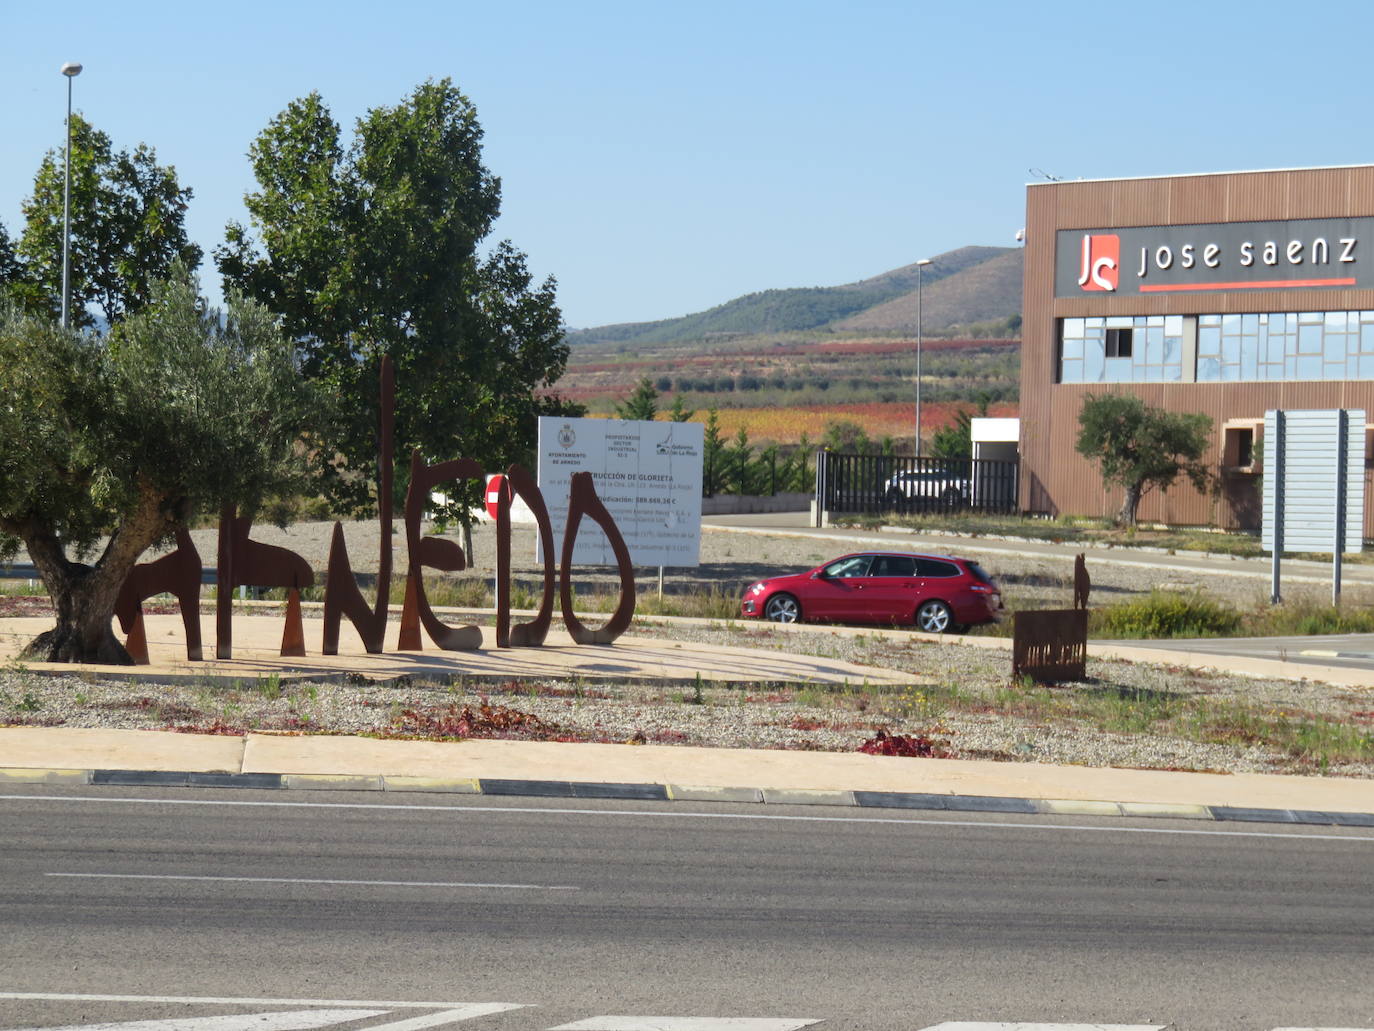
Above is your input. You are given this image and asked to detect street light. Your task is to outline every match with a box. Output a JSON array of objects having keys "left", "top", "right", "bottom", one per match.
[
  {"left": 914, "top": 257, "right": 932, "bottom": 458},
  {"left": 60, "top": 60, "right": 82, "bottom": 330}
]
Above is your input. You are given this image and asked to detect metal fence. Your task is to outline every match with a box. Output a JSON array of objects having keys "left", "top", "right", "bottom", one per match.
[{"left": 816, "top": 452, "right": 1019, "bottom": 516}]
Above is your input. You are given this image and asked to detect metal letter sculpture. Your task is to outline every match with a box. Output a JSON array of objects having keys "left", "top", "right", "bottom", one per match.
[
  {"left": 495, "top": 464, "right": 556, "bottom": 648},
  {"left": 560, "top": 471, "right": 636, "bottom": 644},
  {"left": 215, "top": 504, "right": 315, "bottom": 659},
  {"left": 397, "top": 449, "right": 485, "bottom": 651},
  {"left": 114, "top": 527, "right": 205, "bottom": 664},
  {"left": 1012, "top": 553, "right": 1090, "bottom": 682},
  {"left": 114, "top": 355, "right": 636, "bottom": 660},
  {"left": 322, "top": 356, "right": 395, "bottom": 655}
]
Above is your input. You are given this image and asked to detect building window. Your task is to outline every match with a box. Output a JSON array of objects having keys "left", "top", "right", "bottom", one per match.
[
  {"left": 1196, "top": 309, "right": 1374, "bottom": 382},
  {"left": 1059, "top": 316, "right": 1183, "bottom": 383},
  {"left": 1222, "top": 420, "right": 1261, "bottom": 470}
]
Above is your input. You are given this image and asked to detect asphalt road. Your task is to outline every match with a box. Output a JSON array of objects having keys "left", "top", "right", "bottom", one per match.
[{"left": 2, "top": 787, "right": 1372, "bottom": 1031}]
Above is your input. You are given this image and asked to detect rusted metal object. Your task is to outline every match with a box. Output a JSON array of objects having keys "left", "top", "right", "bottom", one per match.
[
  {"left": 398, "top": 449, "right": 484, "bottom": 651},
  {"left": 559, "top": 471, "right": 636, "bottom": 645},
  {"left": 1012, "top": 609, "right": 1089, "bottom": 682},
  {"left": 496, "top": 463, "right": 555, "bottom": 648},
  {"left": 1013, "top": 554, "right": 1091, "bottom": 682},
  {"left": 114, "top": 527, "right": 204, "bottom": 664},
  {"left": 1073, "top": 552, "right": 1091, "bottom": 610},
  {"left": 215, "top": 504, "right": 314, "bottom": 659},
  {"left": 323, "top": 357, "right": 395, "bottom": 655}
]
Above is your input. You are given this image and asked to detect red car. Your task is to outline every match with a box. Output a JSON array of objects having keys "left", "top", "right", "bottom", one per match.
[{"left": 739, "top": 551, "right": 1002, "bottom": 633}]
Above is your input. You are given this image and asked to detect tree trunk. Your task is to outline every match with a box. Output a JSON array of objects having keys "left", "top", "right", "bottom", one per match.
[
  {"left": 1117, "top": 482, "right": 1144, "bottom": 527},
  {"left": 21, "top": 564, "right": 133, "bottom": 664},
  {"left": 17, "top": 481, "right": 173, "bottom": 665}
]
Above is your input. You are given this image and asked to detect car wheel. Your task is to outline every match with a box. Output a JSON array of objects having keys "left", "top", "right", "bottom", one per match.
[
  {"left": 764, "top": 593, "right": 802, "bottom": 624},
  {"left": 915, "top": 599, "right": 953, "bottom": 634}
]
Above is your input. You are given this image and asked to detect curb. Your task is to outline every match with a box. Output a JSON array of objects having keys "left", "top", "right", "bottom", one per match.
[{"left": 5, "top": 766, "right": 1373, "bottom": 829}]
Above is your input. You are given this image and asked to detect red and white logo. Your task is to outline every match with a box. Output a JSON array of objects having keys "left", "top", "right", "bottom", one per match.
[{"left": 1077, "top": 233, "right": 1120, "bottom": 291}]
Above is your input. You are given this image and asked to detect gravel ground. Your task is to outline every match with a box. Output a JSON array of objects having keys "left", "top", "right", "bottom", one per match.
[{"left": 2, "top": 519, "right": 1372, "bottom": 778}]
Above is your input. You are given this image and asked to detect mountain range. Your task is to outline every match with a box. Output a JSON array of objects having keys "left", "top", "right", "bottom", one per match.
[{"left": 568, "top": 245, "right": 1023, "bottom": 348}]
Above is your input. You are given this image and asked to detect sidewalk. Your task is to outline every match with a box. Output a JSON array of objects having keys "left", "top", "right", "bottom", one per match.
[
  {"left": 2, "top": 725, "right": 1372, "bottom": 828},
  {"left": 2, "top": 608, "right": 1372, "bottom": 830}
]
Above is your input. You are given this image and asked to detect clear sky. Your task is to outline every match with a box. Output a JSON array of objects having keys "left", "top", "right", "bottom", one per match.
[{"left": 4, "top": 0, "right": 1372, "bottom": 330}]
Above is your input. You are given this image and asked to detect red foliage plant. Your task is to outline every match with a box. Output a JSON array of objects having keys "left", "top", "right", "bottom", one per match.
[{"left": 858, "top": 728, "right": 949, "bottom": 758}]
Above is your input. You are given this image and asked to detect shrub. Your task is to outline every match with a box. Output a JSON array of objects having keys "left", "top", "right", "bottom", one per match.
[{"left": 1091, "top": 591, "right": 1242, "bottom": 639}]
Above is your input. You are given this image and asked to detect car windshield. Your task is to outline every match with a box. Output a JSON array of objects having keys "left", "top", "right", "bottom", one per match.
[{"left": 821, "top": 556, "right": 871, "bottom": 578}]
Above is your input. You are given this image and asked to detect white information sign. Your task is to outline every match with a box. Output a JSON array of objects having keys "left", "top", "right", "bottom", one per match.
[{"left": 537, "top": 416, "right": 704, "bottom": 567}]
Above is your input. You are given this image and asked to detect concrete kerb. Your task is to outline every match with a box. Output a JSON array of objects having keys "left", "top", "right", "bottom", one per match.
[{"left": 4, "top": 764, "right": 1371, "bottom": 829}]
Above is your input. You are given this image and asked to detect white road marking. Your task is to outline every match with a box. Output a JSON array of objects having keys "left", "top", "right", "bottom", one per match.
[
  {"left": 0, "top": 995, "right": 526, "bottom": 1013},
  {"left": 548, "top": 1020, "right": 821, "bottom": 1031},
  {"left": 3, "top": 793, "right": 1372, "bottom": 844},
  {"left": 919, "top": 1025, "right": 1172, "bottom": 1031},
  {"left": 45, "top": 872, "right": 577, "bottom": 890},
  {"left": 0, "top": 1010, "right": 385, "bottom": 1031}
]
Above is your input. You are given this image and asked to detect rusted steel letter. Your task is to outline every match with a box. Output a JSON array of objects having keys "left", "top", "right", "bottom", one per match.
[
  {"left": 559, "top": 471, "right": 636, "bottom": 645},
  {"left": 496, "top": 464, "right": 556, "bottom": 648},
  {"left": 215, "top": 505, "right": 315, "bottom": 660},
  {"left": 398, "top": 449, "right": 484, "bottom": 651},
  {"left": 114, "top": 528, "right": 205, "bottom": 664},
  {"left": 323, "top": 357, "right": 395, "bottom": 654}
]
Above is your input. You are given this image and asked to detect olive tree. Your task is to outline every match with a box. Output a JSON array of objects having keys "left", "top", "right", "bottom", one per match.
[
  {"left": 1075, "top": 392, "right": 1213, "bottom": 526},
  {"left": 0, "top": 271, "right": 316, "bottom": 663}
]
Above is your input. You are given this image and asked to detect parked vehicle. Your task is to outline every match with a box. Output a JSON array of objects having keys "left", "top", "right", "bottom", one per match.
[
  {"left": 884, "top": 469, "right": 971, "bottom": 509},
  {"left": 739, "top": 551, "right": 1002, "bottom": 633}
]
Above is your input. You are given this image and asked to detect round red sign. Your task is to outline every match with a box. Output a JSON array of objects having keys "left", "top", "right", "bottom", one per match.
[{"left": 484, "top": 474, "right": 506, "bottom": 520}]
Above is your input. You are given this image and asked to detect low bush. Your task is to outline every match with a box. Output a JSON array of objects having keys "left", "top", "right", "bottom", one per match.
[{"left": 1091, "top": 591, "right": 1243, "bottom": 639}]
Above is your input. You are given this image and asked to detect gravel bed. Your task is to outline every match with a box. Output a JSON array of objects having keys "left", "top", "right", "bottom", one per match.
[{"left": 2, "top": 520, "right": 1373, "bottom": 778}]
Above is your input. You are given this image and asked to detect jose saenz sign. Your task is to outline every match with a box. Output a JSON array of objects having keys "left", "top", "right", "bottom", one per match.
[
  {"left": 1055, "top": 217, "right": 1374, "bottom": 297},
  {"left": 537, "top": 416, "right": 703, "bottom": 567}
]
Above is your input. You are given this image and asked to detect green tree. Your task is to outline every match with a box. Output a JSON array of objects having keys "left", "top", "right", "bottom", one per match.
[
  {"left": 615, "top": 377, "right": 659, "bottom": 421},
  {"left": 216, "top": 80, "right": 572, "bottom": 517},
  {"left": 930, "top": 394, "right": 991, "bottom": 461},
  {"left": 18, "top": 115, "right": 200, "bottom": 326},
  {"left": 702, "top": 406, "right": 726, "bottom": 496},
  {"left": 724, "top": 426, "right": 754, "bottom": 494},
  {"left": 822, "top": 418, "right": 874, "bottom": 455},
  {"left": 0, "top": 272, "right": 316, "bottom": 664},
  {"left": 1075, "top": 393, "right": 1213, "bottom": 526},
  {"left": 666, "top": 394, "right": 694, "bottom": 422}
]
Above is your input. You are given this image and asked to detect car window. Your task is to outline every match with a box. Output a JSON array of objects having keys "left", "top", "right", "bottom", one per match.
[
  {"left": 966, "top": 561, "right": 994, "bottom": 584},
  {"left": 870, "top": 555, "right": 916, "bottom": 577},
  {"left": 822, "top": 556, "right": 872, "bottom": 578},
  {"left": 915, "top": 558, "right": 960, "bottom": 578}
]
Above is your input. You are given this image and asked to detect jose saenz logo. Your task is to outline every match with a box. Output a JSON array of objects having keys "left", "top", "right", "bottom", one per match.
[
  {"left": 1078, "top": 233, "right": 1120, "bottom": 292},
  {"left": 558, "top": 423, "right": 577, "bottom": 448}
]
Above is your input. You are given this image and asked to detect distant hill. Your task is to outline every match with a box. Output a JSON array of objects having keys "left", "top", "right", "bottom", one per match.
[{"left": 569, "top": 245, "right": 1022, "bottom": 347}]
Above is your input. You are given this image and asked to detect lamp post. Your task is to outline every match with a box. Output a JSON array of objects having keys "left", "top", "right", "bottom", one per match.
[
  {"left": 60, "top": 60, "right": 82, "bottom": 330},
  {"left": 914, "top": 257, "right": 932, "bottom": 458}
]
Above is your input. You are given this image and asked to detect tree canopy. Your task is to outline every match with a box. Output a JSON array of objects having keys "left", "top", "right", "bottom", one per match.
[
  {"left": 615, "top": 377, "right": 659, "bottom": 421},
  {"left": 1075, "top": 392, "right": 1213, "bottom": 526},
  {"left": 17, "top": 115, "right": 200, "bottom": 326},
  {"left": 0, "top": 272, "right": 317, "bottom": 662},
  {"left": 216, "top": 79, "right": 577, "bottom": 516}
]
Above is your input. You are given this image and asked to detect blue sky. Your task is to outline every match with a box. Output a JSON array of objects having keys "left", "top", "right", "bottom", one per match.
[{"left": 3, "top": 0, "right": 1371, "bottom": 329}]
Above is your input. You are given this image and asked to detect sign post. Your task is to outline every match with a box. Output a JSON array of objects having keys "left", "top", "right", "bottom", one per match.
[{"left": 1262, "top": 408, "right": 1364, "bottom": 605}]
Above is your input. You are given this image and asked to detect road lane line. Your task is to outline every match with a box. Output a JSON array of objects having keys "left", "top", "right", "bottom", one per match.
[
  {"left": 45, "top": 872, "right": 577, "bottom": 890},
  {"left": 549, "top": 1020, "right": 822, "bottom": 1030},
  {"left": 3, "top": 794, "right": 1372, "bottom": 843},
  {"left": 0, "top": 1010, "right": 386, "bottom": 1031},
  {"left": 0, "top": 994, "right": 527, "bottom": 1012}
]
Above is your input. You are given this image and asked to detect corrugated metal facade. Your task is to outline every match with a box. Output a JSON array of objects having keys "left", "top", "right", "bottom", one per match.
[{"left": 1020, "top": 166, "right": 1374, "bottom": 533}]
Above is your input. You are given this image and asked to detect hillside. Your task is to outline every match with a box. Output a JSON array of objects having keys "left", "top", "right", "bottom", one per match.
[{"left": 569, "top": 245, "right": 1022, "bottom": 347}]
